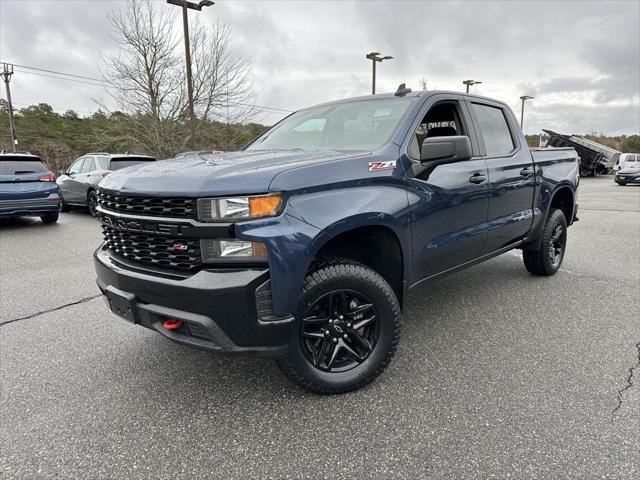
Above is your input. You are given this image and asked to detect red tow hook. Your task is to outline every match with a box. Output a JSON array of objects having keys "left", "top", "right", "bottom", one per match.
[{"left": 163, "top": 318, "right": 184, "bottom": 330}]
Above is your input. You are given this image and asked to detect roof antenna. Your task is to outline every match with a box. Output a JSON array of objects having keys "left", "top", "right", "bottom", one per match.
[{"left": 395, "top": 83, "right": 411, "bottom": 97}]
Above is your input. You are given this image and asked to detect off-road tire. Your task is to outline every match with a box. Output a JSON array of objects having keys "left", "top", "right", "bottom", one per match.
[
  {"left": 277, "top": 258, "right": 401, "bottom": 394},
  {"left": 523, "top": 208, "right": 567, "bottom": 276},
  {"left": 40, "top": 212, "right": 59, "bottom": 224}
]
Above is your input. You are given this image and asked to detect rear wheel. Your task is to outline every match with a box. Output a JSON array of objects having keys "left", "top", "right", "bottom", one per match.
[
  {"left": 277, "top": 259, "right": 401, "bottom": 394},
  {"left": 523, "top": 208, "right": 567, "bottom": 276},
  {"left": 40, "top": 212, "right": 59, "bottom": 224},
  {"left": 88, "top": 190, "right": 98, "bottom": 218}
]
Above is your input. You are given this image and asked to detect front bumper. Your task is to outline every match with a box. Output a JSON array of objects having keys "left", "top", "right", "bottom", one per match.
[
  {"left": 615, "top": 175, "right": 640, "bottom": 184},
  {"left": 0, "top": 193, "right": 60, "bottom": 216},
  {"left": 94, "top": 247, "right": 293, "bottom": 358}
]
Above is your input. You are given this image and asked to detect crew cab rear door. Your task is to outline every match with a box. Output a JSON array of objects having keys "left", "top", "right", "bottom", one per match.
[
  {"left": 404, "top": 94, "right": 489, "bottom": 282},
  {"left": 467, "top": 99, "right": 535, "bottom": 253}
]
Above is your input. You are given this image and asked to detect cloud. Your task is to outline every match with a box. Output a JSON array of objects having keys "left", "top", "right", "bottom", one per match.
[{"left": 0, "top": 0, "right": 638, "bottom": 135}]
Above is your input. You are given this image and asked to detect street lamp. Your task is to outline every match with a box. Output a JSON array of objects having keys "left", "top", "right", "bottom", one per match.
[
  {"left": 366, "top": 52, "right": 393, "bottom": 95},
  {"left": 462, "top": 79, "right": 482, "bottom": 93},
  {"left": 166, "top": 0, "right": 215, "bottom": 149},
  {"left": 519, "top": 95, "right": 534, "bottom": 130}
]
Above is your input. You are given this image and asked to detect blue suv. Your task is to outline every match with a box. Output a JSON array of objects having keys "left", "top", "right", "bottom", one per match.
[{"left": 0, "top": 152, "right": 60, "bottom": 224}]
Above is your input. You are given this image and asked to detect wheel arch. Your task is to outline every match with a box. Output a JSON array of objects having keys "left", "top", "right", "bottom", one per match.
[{"left": 311, "top": 223, "right": 406, "bottom": 308}]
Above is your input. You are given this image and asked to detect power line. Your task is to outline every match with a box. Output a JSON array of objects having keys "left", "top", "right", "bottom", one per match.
[
  {"left": 12, "top": 69, "right": 108, "bottom": 88},
  {"left": 2, "top": 61, "right": 295, "bottom": 115},
  {"left": 0, "top": 61, "right": 105, "bottom": 83}
]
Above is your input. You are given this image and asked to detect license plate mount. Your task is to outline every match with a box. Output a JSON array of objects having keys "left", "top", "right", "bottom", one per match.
[{"left": 105, "top": 286, "right": 138, "bottom": 324}]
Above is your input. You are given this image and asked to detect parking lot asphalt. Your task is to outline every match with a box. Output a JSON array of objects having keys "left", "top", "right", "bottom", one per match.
[{"left": 1, "top": 176, "right": 638, "bottom": 479}]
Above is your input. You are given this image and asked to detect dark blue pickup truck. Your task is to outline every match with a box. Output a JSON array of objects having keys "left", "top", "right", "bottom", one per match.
[{"left": 95, "top": 89, "right": 579, "bottom": 394}]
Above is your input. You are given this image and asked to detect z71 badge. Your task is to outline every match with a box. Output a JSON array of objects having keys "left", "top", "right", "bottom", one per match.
[{"left": 368, "top": 161, "right": 396, "bottom": 172}]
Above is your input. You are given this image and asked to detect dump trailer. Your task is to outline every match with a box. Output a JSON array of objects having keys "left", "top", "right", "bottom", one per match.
[{"left": 543, "top": 129, "right": 620, "bottom": 176}]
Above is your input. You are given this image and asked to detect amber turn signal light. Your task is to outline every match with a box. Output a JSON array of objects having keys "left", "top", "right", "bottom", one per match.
[{"left": 249, "top": 194, "right": 282, "bottom": 218}]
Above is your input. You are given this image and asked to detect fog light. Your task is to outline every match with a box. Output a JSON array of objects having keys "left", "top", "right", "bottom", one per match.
[{"left": 201, "top": 239, "right": 267, "bottom": 262}]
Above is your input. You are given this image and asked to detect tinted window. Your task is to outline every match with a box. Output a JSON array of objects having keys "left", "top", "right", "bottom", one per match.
[
  {"left": 109, "top": 157, "right": 155, "bottom": 171},
  {"left": 68, "top": 158, "right": 84, "bottom": 174},
  {"left": 0, "top": 157, "right": 48, "bottom": 175},
  {"left": 472, "top": 103, "right": 515, "bottom": 156},
  {"left": 81, "top": 157, "right": 95, "bottom": 172}
]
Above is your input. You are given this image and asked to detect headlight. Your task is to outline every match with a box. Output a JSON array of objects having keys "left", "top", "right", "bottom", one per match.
[
  {"left": 197, "top": 194, "right": 282, "bottom": 222},
  {"left": 201, "top": 239, "right": 267, "bottom": 262}
]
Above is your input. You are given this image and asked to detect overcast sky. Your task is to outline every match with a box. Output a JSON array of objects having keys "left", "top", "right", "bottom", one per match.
[{"left": 1, "top": 0, "right": 639, "bottom": 135}]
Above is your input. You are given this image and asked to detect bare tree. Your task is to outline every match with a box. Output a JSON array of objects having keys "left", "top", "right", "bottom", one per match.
[{"left": 99, "top": 0, "right": 255, "bottom": 158}]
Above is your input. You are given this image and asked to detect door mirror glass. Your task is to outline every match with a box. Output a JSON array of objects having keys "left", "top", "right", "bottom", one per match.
[{"left": 420, "top": 135, "right": 472, "bottom": 163}]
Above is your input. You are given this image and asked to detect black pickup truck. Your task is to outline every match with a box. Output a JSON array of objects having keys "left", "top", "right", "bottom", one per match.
[{"left": 95, "top": 88, "right": 579, "bottom": 394}]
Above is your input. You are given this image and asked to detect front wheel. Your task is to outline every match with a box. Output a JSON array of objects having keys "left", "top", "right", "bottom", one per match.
[
  {"left": 88, "top": 190, "right": 98, "bottom": 218},
  {"left": 59, "top": 191, "right": 71, "bottom": 212},
  {"left": 616, "top": 181, "right": 627, "bottom": 186},
  {"left": 277, "top": 259, "right": 401, "bottom": 394},
  {"left": 522, "top": 208, "right": 567, "bottom": 276}
]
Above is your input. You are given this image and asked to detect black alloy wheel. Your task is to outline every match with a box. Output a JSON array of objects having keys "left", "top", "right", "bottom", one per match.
[
  {"left": 277, "top": 259, "right": 400, "bottom": 394},
  {"left": 300, "top": 289, "right": 379, "bottom": 373},
  {"left": 548, "top": 223, "right": 565, "bottom": 268}
]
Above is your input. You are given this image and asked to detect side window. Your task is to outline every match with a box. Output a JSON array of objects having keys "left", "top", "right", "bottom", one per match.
[
  {"left": 472, "top": 103, "right": 515, "bottom": 156},
  {"left": 95, "top": 156, "right": 109, "bottom": 170},
  {"left": 410, "top": 102, "right": 465, "bottom": 159},
  {"left": 81, "top": 157, "right": 96, "bottom": 173},
  {"left": 68, "top": 158, "right": 85, "bottom": 175}
]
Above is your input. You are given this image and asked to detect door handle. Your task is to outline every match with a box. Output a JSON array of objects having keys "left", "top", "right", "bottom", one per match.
[
  {"left": 520, "top": 167, "right": 534, "bottom": 177},
  {"left": 469, "top": 173, "right": 488, "bottom": 184}
]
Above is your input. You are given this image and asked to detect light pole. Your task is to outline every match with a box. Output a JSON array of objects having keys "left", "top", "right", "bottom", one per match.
[
  {"left": 365, "top": 52, "right": 393, "bottom": 95},
  {"left": 462, "top": 79, "right": 482, "bottom": 93},
  {"left": 166, "top": 0, "right": 215, "bottom": 149},
  {"left": 520, "top": 95, "right": 534, "bottom": 130}
]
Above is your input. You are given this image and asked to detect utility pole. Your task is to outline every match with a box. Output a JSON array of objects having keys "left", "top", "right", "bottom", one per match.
[
  {"left": 520, "top": 95, "right": 534, "bottom": 130},
  {"left": 462, "top": 79, "right": 482, "bottom": 93},
  {"left": 365, "top": 52, "right": 393, "bottom": 95},
  {"left": 166, "top": 0, "right": 215, "bottom": 149},
  {"left": 1, "top": 63, "right": 17, "bottom": 152}
]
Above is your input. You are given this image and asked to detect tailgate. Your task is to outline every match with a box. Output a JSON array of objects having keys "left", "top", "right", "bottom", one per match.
[{"left": 0, "top": 173, "right": 57, "bottom": 200}]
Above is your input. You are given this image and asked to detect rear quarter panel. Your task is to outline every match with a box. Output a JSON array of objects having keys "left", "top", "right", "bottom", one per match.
[{"left": 525, "top": 147, "right": 579, "bottom": 243}]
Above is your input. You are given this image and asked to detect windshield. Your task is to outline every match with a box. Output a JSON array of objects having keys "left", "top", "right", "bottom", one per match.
[
  {"left": 246, "top": 98, "right": 414, "bottom": 152},
  {"left": 0, "top": 158, "right": 48, "bottom": 175},
  {"left": 627, "top": 162, "right": 640, "bottom": 169},
  {"left": 109, "top": 158, "right": 155, "bottom": 171}
]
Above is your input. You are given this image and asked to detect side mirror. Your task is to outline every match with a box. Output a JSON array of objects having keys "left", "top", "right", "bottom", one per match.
[
  {"left": 420, "top": 135, "right": 472, "bottom": 164},
  {"left": 58, "top": 169, "right": 66, "bottom": 176}
]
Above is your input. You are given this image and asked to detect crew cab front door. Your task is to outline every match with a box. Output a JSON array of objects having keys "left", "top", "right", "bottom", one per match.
[
  {"left": 467, "top": 100, "right": 535, "bottom": 253},
  {"left": 405, "top": 96, "right": 489, "bottom": 282}
]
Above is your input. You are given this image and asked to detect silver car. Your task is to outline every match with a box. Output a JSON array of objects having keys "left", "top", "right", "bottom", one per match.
[{"left": 57, "top": 153, "right": 155, "bottom": 216}]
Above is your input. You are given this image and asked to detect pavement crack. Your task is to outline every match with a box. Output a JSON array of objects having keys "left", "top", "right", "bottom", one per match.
[
  {"left": 611, "top": 341, "right": 640, "bottom": 420},
  {"left": 0, "top": 294, "right": 102, "bottom": 328}
]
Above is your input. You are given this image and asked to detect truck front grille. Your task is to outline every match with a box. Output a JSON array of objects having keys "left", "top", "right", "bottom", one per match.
[
  {"left": 98, "top": 190, "right": 197, "bottom": 219},
  {"left": 102, "top": 225, "right": 202, "bottom": 271}
]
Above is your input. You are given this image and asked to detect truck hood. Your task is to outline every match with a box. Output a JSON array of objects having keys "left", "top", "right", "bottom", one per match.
[{"left": 98, "top": 149, "right": 361, "bottom": 196}]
